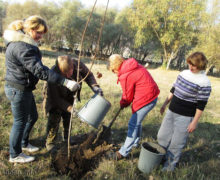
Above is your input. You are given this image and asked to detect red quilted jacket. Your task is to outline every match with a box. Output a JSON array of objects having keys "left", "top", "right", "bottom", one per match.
[{"left": 118, "top": 58, "right": 160, "bottom": 113}]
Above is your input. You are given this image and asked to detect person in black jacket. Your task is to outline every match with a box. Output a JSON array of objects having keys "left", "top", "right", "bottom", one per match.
[
  {"left": 3, "top": 15, "right": 79, "bottom": 163},
  {"left": 43, "top": 55, "right": 103, "bottom": 151}
]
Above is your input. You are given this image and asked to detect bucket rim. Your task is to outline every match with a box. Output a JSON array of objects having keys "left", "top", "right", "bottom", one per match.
[
  {"left": 141, "top": 142, "right": 166, "bottom": 155},
  {"left": 91, "top": 94, "right": 111, "bottom": 104}
]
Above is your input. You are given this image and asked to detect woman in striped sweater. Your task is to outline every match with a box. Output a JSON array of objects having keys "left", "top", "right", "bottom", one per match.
[{"left": 157, "top": 52, "right": 212, "bottom": 171}]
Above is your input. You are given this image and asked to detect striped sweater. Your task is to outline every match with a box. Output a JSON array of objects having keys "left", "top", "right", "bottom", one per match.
[{"left": 169, "top": 69, "right": 211, "bottom": 117}]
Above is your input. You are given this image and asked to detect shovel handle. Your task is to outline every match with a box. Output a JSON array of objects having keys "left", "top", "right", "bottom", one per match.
[{"left": 107, "top": 108, "right": 122, "bottom": 129}]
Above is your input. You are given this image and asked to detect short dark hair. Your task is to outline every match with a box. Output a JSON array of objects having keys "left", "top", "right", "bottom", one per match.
[{"left": 187, "top": 52, "right": 208, "bottom": 70}]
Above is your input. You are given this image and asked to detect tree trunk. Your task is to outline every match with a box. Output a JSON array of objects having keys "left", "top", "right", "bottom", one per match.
[
  {"left": 141, "top": 50, "right": 149, "bottom": 63},
  {"left": 206, "top": 64, "right": 214, "bottom": 75},
  {"left": 166, "top": 51, "right": 174, "bottom": 70},
  {"left": 166, "top": 49, "right": 179, "bottom": 70},
  {"left": 166, "top": 56, "right": 172, "bottom": 70},
  {"left": 162, "top": 45, "right": 168, "bottom": 68}
]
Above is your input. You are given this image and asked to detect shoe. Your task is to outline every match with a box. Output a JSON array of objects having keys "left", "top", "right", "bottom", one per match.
[
  {"left": 133, "top": 144, "right": 140, "bottom": 149},
  {"left": 22, "top": 143, "right": 39, "bottom": 153},
  {"left": 115, "top": 151, "right": 124, "bottom": 160},
  {"left": 46, "top": 143, "right": 55, "bottom": 151},
  {"left": 9, "top": 153, "right": 35, "bottom": 163},
  {"left": 106, "top": 151, "right": 124, "bottom": 160}
]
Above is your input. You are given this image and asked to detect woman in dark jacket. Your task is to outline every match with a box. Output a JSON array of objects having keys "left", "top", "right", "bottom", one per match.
[
  {"left": 3, "top": 16, "right": 79, "bottom": 163},
  {"left": 43, "top": 55, "right": 103, "bottom": 151}
]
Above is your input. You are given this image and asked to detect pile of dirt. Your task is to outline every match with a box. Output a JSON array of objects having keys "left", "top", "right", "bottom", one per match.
[{"left": 52, "top": 131, "right": 116, "bottom": 179}]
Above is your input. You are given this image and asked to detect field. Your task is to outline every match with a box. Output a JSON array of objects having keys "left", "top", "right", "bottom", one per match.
[{"left": 0, "top": 50, "right": 219, "bottom": 180}]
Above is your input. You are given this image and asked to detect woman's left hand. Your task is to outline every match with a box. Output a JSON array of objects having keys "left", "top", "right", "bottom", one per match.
[{"left": 187, "top": 121, "right": 197, "bottom": 133}]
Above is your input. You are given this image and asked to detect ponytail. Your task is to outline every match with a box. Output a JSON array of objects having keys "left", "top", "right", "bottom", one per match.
[{"left": 8, "top": 20, "right": 24, "bottom": 31}]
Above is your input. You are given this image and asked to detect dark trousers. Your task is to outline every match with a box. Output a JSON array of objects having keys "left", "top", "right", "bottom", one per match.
[{"left": 46, "top": 109, "right": 70, "bottom": 145}]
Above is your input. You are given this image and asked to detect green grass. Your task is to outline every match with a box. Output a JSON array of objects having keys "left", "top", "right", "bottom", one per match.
[{"left": 0, "top": 50, "right": 219, "bottom": 180}]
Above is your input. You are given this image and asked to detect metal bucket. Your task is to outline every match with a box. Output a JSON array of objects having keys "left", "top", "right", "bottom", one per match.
[
  {"left": 77, "top": 94, "right": 111, "bottom": 129},
  {"left": 138, "top": 142, "right": 166, "bottom": 174}
]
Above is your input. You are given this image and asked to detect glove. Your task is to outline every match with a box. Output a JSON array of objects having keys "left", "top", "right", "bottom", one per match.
[
  {"left": 120, "top": 99, "right": 129, "bottom": 109},
  {"left": 92, "top": 86, "right": 104, "bottom": 96},
  {"left": 64, "top": 79, "right": 80, "bottom": 91}
]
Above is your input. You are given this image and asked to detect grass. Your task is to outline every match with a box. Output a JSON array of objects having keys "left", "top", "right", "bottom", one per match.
[{"left": 0, "top": 49, "right": 219, "bottom": 180}]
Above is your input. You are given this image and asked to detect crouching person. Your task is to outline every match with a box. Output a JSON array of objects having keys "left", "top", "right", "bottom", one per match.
[{"left": 43, "top": 55, "right": 103, "bottom": 151}]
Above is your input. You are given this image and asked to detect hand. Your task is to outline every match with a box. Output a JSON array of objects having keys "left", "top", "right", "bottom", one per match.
[
  {"left": 187, "top": 121, "right": 198, "bottom": 133},
  {"left": 92, "top": 86, "right": 104, "bottom": 96},
  {"left": 120, "top": 105, "right": 125, "bottom": 110},
  {"left": 120, "top": 99, "right": 129, "bottom": 109},
  {"left": 120, "top": 104, "right": 127, "bottom": 109},
  {"left": 160, "top": 105, "right": 166, "bottom": 115},
  {"left": 67, "top": 105, "right": 73, "bottom": 113},
  {"left": 64, "top": 79, "right": 80, "bottom": 91}
]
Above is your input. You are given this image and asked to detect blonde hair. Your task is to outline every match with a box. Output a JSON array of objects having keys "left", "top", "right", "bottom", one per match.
[
  {"left": 8, "top": 20, "right": 24, "bottom": 31},
  {"left": 187, "top": 52, "right": 208, "bottom": 70},
  {"left": 8, "top": 15, "right": 48, "bottom": 34},
  {"left": 108, "top": 54, "right": 124, "bottom": 72},
  {"left": 57, "top": 55, "right": 73, "bottom": 74}
]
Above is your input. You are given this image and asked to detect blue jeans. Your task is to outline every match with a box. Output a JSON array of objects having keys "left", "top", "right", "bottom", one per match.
[
  {"left": 119, "top": 98, "right": 157, "bottom": 157},
  {"left": 5, "top": 85, "right": 38, "bottom": 158}
]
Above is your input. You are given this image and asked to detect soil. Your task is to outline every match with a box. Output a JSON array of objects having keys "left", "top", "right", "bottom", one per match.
[
  {"left": 52, "top": 129, "right": 116, "bottom": 179},
  {"left": 143, "top": 143, "right": 160, "bottom": 154}
]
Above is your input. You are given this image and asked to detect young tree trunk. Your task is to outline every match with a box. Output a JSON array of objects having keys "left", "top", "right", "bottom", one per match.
[
  {"left": 166, "top": 49, "right": 179, "bottom": 70},
  {"left": 141, "top": 50, "right": 149, "bottom": 63},
  {"left": 162, "top": 45, "right": 168, "bottom": 68},
  {"left": 206, "top": 64, "right": 214, "bottom": 75},
  {"left": 166, "top": 55, "right": 173, "bottom": 70}
]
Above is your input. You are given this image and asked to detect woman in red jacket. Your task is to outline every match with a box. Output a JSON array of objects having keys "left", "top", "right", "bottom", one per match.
[{"left": 109, "top": 54, "right": 160, "bottom": 159}]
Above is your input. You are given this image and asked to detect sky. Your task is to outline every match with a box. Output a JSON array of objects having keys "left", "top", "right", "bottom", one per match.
[
  {"left": 80, "top": 0, "right": 132, "bottom": 10},
  {"left": 7, "top": 0, "right": 133, "bottom": 10}
]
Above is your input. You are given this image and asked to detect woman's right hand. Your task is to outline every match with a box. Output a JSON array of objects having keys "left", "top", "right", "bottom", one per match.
[
  {"left": 160, "top": 94, "right": 173, "bottom": 115},
  {"left": 160, "top": 105, "right": 166, "bottom": 115}
]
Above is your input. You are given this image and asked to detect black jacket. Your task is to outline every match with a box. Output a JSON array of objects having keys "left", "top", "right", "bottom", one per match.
[
  {"left": 43, "top": 59, "right": 98, "bottom": 114},
  {"left": 3, "top": 30, "right": 65, "bottom": 91}
]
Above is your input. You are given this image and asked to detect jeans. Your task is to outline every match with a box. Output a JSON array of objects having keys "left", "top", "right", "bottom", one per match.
[
  {"left": 46, "top": 109, "right": 70, "bottom": 145},
  {"left": 119, "top": 98, "right": 157, "bottom": 157},
  {"left": 157, "top": 109, "right": 193, "bottom": 171},
  {"left": 5, "top": 85, "right": 38, "bottom": 158}
]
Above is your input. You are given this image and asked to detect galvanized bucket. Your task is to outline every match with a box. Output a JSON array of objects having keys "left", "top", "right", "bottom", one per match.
[
  {"left": 77, "top": 94, "right": 111, "bottom": 129},
  {"left": 138, "top": 142, "right": 166, "bottom": 174}
]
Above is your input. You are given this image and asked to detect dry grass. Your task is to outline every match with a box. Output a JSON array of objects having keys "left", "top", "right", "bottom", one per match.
[{"left": 0, "top": 50, "right": 219, "bottom": 179}]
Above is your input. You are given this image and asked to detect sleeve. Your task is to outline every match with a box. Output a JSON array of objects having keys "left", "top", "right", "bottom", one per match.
[
  {"left": 120, "top": 74, "right": 135, "bottom": 107},
  {"left": 16, "top": 46, "right": 65, "bottom": 85},
  {"left": 197, "top": 86, "right": 211, "bottom": 102},
  {"left": 172, "top": 73, "right": 181, "bottom": 89},
  {"left": 79, "top": 61, "right": 98, "bottom": 87},
  {"left": 196, "top": 85, "right": 211, "bottom": 111},
  {"left": 170, "top": 87, "right": 175, "bottom": 93},
  {"left": 196, "top": 101, "right": 208, "bottom": 111}
]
